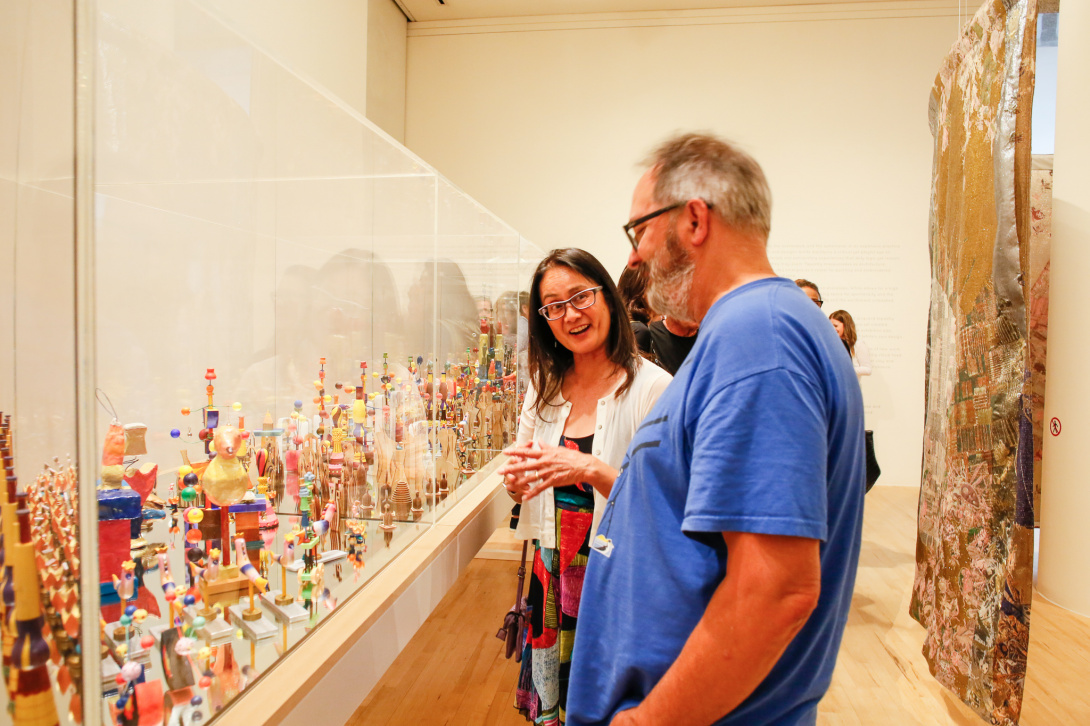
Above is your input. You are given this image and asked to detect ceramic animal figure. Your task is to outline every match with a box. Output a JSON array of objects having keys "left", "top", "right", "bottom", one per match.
[
  {"left": 112, "top": 560, "right": 136, "bottom": 601},
  {"left": 202, "top": 426, "right": 250, "bottom": 506},
  {"left": 284, "top": 448, "right": 301, "bottom": 510},
  {"left": 204, "top": 548, "right": 221, "bottom": 582},
  {"left": 100, "top": 421, "right": 126, "bottom": 490},
  {"left": 278, "top": 531, "right": 297, "bottom": 568},
  {"left": 158, "top": 552, "right": 175, "bottom": 598},
  {"left": 312, "top": 502, "right": 336, "bottom": 540},
  {"left": 233, "top": 537, "right": 268, "bottom": 592},
  {"left": 311, "top": 563, "right": 337, "bottom": 611}
]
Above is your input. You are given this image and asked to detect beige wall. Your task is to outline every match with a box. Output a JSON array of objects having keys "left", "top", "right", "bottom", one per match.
[
  {"left": 213, "top": 0, "right": 369, "bottom": 116},
  {"left": 368, "top": 0, "right": 408, "bottom": 142},
  {"left": 209, "top": 0, "right": 406, "bottom": 140},
  {"left": 404, "top": 2, "right": 961, "bottom": 486},
  {"left": 0, "top": 0, "right": 78, "bottom": 483},
  {"left": 1038, "top": 2, "right": 1090, "bottom": 615}
]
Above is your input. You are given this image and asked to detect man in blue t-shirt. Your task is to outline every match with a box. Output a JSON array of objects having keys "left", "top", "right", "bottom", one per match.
[{"left": 567, "top": 134, "right": 865, "bottom": 726}]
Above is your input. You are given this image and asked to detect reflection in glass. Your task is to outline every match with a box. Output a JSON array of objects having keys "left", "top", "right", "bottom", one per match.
[{"left": 77, "top": 1, "right": 542, "bottom": 723}]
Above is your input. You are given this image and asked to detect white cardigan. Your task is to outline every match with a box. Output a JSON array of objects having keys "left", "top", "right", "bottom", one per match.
[{"left": 512, "top": 358, "right": 672, "bottom": 548}]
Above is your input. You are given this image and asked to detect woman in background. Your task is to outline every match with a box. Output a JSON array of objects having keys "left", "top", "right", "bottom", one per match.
[
  {"left": 499, "top": 248, "right": 670, "bottom": 725},
  {"left": 829, "top": 309, "right": 871, "bottom": 379},
  {"left": 830, "top": 309, "right": 879, "bottom": 489},
  {"left": 617, "top": 265, "right": 655, "bottom": 357},
  {"left": 618, "top": 264, "right": 697, "bottom": 375}
]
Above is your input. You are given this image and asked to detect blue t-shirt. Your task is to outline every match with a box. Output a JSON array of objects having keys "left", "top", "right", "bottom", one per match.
[{"left": 566, "top": 278, "right": 865, "bottom": 726}]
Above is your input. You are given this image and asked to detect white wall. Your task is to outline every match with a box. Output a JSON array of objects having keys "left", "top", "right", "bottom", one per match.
[
  {"left": 212, "top": 0, "right": 370, "bottom": 118},
  {"left": 1038, "top": 2, "right": 1090, "bottom": 615},
  {"left": 0, "top": 0, "right": 78, "bottom": 484},
  {"left": 405, "top": 2, "right": 964, "bottom": 486},
  {"left": 205, "top": 0, "right": 406, "bottom": 141},
  {"left": 367, "top": 0, "right": 408, "bottom": 142}
]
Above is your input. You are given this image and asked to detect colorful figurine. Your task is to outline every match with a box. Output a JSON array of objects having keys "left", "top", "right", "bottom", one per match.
[
  {"left": 11, "top": 493, "right": 59, "bottom": 726},
  {"left": 202, "top": 427, "right": 251, "bottom": 507}
]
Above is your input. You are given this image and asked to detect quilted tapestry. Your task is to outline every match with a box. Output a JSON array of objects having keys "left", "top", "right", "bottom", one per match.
[
  {"left": 1026, "top": 168, "right": 1052, "bottom": 523},
  {"left": 911, "top": 1, "right": 1038, "bottom": 724}
]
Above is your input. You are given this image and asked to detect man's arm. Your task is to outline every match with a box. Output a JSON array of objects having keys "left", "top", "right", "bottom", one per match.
[{"left": 612, "top": 532, "right": 822, "bottom": 726}]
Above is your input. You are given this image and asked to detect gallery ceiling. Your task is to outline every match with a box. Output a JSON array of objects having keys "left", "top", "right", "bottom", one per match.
[{"left": 395, "top": 0, "right": 925, "bottom": 23}]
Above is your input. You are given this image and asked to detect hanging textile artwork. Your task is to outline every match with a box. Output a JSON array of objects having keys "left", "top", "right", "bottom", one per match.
[
  {"left": 1026, "top": 168, "right": 1052, "bottom": 523},
  {"left": 911, "top": 1, "right": 1038, "bottom": 725}
]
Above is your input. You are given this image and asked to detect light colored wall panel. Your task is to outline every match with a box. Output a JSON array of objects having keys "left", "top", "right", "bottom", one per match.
[
  {"left": 207, "top": 0, "right": 369, "bottom": 116},
  {"left": 368, "top": 0, "right": 408, "bottom": 142},
  {"left": 1038, "top": 2, "right": 1090, "bottom": 615},
  {"left": 1, "top": 0, "right": 77, "bottom": 484},
  {"left": 406, "top": 6, "right": 961, "bottom": 485},
  {"left": 0, "top": 182, "right": 13, "bottom": 411}
]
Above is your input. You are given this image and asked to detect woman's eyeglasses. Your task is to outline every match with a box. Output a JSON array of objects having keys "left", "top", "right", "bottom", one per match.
[{"left": 538, "top": 286, "right": 603, "bottom": 320}]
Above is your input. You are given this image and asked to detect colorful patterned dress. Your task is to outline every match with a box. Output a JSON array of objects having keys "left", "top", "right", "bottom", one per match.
[{"left": 515, "top": 434, "right": 595, "bottom": 726}]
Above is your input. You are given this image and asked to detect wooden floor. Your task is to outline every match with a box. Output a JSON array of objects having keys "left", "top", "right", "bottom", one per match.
[{"left": 349, "top": 486, "right": 1090, "bottom": 725}]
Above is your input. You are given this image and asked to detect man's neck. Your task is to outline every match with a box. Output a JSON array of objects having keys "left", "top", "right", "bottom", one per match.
[
  {"left": 689, "top": 237, "right": 776, "bottom": 323},
  {"left": 663, "top": 317, "right": 699, "bottom": 337}
]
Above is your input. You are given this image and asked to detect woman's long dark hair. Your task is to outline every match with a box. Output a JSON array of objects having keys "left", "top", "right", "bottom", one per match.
[
  {"left": 829, "top": 309, "right": 858, "bottom": 356},
  {"left": 617, "top": 264, "right": 655, "bottom": 324},
  {"left": 527, "top": 248, "right": 638, "bottom": 416}
]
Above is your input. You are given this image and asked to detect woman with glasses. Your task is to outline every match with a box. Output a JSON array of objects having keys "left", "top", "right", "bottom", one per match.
[
  {"left": 794, "top": 278, "right": 824, "bottom": 308},
  {"left": 499, "top": 248, "right": 671, "bottom": 725}
]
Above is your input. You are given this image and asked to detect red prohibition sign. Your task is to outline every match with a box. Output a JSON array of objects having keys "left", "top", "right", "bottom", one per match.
[{"left": 1050, "top": 417, "right": 1062, "bottom": 437}]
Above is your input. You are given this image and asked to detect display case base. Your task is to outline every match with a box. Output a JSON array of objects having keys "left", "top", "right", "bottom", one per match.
[
  {"left": 228, "top": 603, "right": 277, "bottom": 641},
  {"left": 101, "top": 655, "right": 121, "bottom": 693},
  {"left": 285, "top": 549, "right": 348, "bottom": 572},
  {"left": 181, "top": 605, "right": 235, "bottom": 646},
  {"left": 105, "top": 621, "right": 152, "bottom": 665},
  {"left": 261, "top": 591, "right": 309, "bottom": 624}
]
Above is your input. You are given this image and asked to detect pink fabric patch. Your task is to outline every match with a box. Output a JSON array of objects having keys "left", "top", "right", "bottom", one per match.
[{"left": 560, "top": 565, "right": 585, "bottom": 617}]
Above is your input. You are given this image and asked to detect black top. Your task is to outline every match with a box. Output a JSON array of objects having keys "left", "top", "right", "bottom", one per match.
[
  {"left": 510, "top": 433, "right": 595, "bottom": 528},
  {"left": 647, "top": 319, "right": 698, "bottom": 375},
  {"left": 557, "top": 433, "right": 595, "bottom": 498},
  {"left": 631, "top": 321, "right": 653, "bottom": 357}
]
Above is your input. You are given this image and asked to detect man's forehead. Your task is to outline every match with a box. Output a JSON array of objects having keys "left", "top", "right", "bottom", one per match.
[{"left": 631, "top": 170, "right": 657, "bottom": 213}]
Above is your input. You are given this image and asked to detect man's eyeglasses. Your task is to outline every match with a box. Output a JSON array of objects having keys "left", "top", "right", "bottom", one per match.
[
  {"left": 538, "top": 286, "right": 603, "bottom": 321},
  {"left": 623, "top": 201, "right": 714, "bottom": 252},
  {"left": 623, "top": 203, "right": 682, "bottom": 252}
]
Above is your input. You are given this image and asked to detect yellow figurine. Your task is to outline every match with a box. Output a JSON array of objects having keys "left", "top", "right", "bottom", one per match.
[{"left": 202, "top": 426, "right": 251, "bottom": 506}]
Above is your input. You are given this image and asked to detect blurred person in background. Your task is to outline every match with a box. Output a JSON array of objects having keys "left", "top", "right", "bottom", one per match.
[
  {"left": 618, "top": 264, "right": 698, "bottom": 375},
  {"left": 617, "top": 265, "right": 655, "bottom": 357},
  {"left": 829, "top": 309, "right": 872, "bottom": 380},
  {"left": 794, "top": 278, "right": 823, "bottom": 308}
]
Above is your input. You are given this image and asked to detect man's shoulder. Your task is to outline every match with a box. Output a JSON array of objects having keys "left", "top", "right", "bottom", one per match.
[{"left": 687, "top": 279, "right": 841, "bottom": 395}]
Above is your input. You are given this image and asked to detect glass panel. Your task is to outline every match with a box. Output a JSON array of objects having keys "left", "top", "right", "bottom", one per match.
[
  {"left": 431, "top": 177, "right": 519, "bottom": 509},
  {"left": 1, "top": 0, "right": 83, "bottom": 724},
  {"left": 518, "top": 236, "right": 547, "bottom": 395},
  {"left": 84, "top": 1, "right": 530, "bottom": 723}
]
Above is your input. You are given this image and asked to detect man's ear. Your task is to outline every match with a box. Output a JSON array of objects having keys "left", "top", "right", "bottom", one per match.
[{"left": 685, "top": 199, "right": 712, "bottom": 248}]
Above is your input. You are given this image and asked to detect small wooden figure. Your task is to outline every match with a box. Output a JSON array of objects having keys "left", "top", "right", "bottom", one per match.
[{"left": 379, "top": 503, "right": 396, "bottom": 548}]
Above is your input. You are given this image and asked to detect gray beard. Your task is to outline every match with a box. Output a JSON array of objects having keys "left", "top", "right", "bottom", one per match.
[{"left": 646, "top": 228, "right": 697, "bottom": 324}]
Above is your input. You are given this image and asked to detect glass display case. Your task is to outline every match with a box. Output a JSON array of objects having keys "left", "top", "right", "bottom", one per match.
[{"left": 2, "top": 1, "right": 544, "bottom": 724}]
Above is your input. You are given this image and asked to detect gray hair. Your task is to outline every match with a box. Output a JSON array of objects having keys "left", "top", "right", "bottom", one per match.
[{"left": 643, "top": 132, "right": 771, "bottom": 241}]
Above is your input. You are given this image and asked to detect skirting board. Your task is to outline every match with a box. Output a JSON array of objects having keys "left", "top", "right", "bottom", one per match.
[{"left": 212, "top": 456, "right": 512, "bottom": 726}]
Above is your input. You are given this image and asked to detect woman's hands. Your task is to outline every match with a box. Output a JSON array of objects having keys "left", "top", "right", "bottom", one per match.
[{"left": 498, "top": 442, "right": 617, "bottom": 501}]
